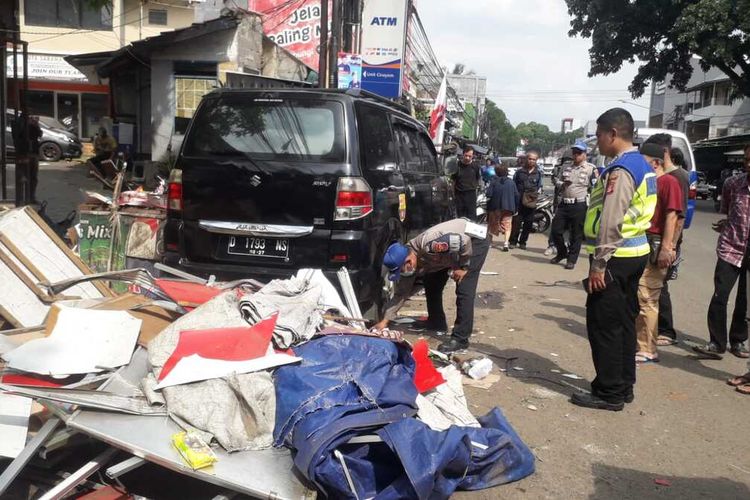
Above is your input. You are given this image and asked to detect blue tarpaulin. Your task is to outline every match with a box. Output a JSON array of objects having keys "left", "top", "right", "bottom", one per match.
[{"left": 273, "top": 335, "right": 535, "bottom": 499}]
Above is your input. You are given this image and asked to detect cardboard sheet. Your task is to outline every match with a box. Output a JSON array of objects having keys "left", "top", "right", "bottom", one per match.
[
  {"left": 0, "top": 394, "right": 33, "bottom": 458},
  {"left": 3, "top": 308, "right": 141, "bottom": 375}
]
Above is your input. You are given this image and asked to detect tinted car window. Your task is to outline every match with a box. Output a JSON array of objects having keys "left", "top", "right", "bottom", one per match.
[
  {"left": 394, "top": 124, "right": 422, "bottom": 172},
  {"left": 417, "top": 133, "right": 438, "bottom": 173},
  {"left": 356, "top": 103, "right": 397, "bottom": 171},
  {"left": 183, "top": 97, "right": 346, "bottom": 162}
]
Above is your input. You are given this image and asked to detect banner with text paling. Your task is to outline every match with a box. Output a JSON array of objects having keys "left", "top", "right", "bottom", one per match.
[
  {"left": 360, "top": 0, "right": 408, "bottom": 98},
  {"left": 249, "top": 0, "right": 330, "bottom": 70}
]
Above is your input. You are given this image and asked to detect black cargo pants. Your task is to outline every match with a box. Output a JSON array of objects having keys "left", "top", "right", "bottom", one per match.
[
  {"left": 586, "top": 255, "right": 648, "bottom": 404},
  {"left": 422, "top": 237, "right": 491, "bottom": 342}
]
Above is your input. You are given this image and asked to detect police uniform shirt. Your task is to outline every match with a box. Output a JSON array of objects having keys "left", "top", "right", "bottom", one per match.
[
  {"left": 558, "top": 161, "right": 596, "bottom": 201},
  {"left": 383, "top": 219, "right": 473, "bottom": 321}
]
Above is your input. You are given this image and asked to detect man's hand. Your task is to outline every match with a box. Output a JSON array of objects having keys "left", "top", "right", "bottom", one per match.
[
  {"left": 657, "top": 248, "right": 675, "bottom": 269},
  {"left": 373, "top": 319, "right": 389, "bottom": 331},
  {"left": 712, "top": 219, "right": 727, "bottom": 233},
  {"left": 588, "top": 269, "right": 607, "bottom": 293},
  {"left": 452, "top": 269, "right": 468, "bottom": 284}
]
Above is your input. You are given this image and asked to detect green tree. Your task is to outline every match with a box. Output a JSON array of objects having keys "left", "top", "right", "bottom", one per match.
[
  {"left": 484, "top": 100, "right": 518, "bottom": 156},
  {"left": 515, "top": 121, "right": 583, "bottom": 156},
  {"left": 566, "top": 0, "right": 750, "bottom": 97}
]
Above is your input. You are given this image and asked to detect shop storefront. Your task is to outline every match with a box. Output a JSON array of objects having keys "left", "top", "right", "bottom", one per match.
[{"left": 6, "top": 53, "right": 110, "bottom": 140}]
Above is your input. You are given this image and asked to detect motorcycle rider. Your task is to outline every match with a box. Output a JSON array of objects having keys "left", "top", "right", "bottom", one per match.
[{"left": 550, "top": 141, "right": 598, "bottom": 270}]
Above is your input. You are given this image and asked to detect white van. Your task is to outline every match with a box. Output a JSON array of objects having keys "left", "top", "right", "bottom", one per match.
[{"left": 584, "top": 128, "right": 698, "bottom": 227}]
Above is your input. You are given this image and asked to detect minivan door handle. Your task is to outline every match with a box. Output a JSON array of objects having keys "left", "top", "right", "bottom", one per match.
[{"left": 381, "top": 185, "right": 405, "bottom": 193}]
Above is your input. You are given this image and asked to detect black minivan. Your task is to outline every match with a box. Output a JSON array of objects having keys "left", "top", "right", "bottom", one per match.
[{"left": 164, "top": 88, "right": 451, "bottom": 314}]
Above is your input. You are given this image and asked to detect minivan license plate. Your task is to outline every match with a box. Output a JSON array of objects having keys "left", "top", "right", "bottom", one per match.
[{"left": 226, "top": 236, "right": 289, "bottom": 259}]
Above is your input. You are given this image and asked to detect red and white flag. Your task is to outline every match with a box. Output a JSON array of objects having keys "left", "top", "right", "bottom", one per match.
[{"left": 429, "top": 74, "right": 448, "bottom": 148}]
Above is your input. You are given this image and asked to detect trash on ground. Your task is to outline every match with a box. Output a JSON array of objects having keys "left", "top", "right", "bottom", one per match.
[
  {"left": 462, "top": 357, "right": 494, "bottom": 380},
  {"left": 654, "top": 478, "right": 672, "bottom": 487},
  {"left": 412, "top": 339, "right": 446, "bottom": 392},
  {"left": 172, "top": 431, "right": 218, "bottom": 470},
  {"left": 562, "top": 373, "right": 583, "bottom": 380},
  {"left": 526, "top": 404, "right": 538, "bottom": 411},
  {"left": 392, "top": 317, "right": 417, "bottom": 325}
]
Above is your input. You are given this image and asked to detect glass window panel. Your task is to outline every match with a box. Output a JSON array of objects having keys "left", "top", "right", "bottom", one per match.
[
  {"left": 148, "top": 9, "right": 168, "bottom": 26},
  {"left": 24, "top": 0, "right": 57, "bottom": 27},
  {"left": 355, "top": 103, "right": 396, "bottom": 171},
  {"left": 25, "top": 90, "right": 55, "bottom": 118},
  {"left": 82, "top": 93, "right": 108, "bottom": 139},
  {"left": 184, "top": 98, "right": 346, "bottom": 162}
]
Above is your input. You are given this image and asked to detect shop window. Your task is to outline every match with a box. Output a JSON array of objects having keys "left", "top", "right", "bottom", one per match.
[
  {"left": 148, "top": 9, "right": 168, "bottom": 26},
  {"left": 25, "top": 90, "right": 54, "bottom": 118},
  {"left": 24, "top": 0, "right": 113, "bottom": 30},
  {"left": 175, "top": 77, "right": 216, "bottom": 135},
  {"left": 82, "top": 93, "right": 109, "bottom": 139}
]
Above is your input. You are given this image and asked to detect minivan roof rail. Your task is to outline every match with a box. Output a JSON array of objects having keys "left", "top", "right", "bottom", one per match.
[{"left": 341, "top": 88, "right": 411, "bottom": 115}]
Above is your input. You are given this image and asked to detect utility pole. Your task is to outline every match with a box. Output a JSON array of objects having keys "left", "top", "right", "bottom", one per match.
[
  {"left": 318, "top": 0, "right": 329, "bottom": 88},
  {"left": 329, "top": 0, "right": 341, "bottom": 89}
]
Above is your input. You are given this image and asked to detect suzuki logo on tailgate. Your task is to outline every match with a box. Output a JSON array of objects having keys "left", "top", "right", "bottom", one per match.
[{"left": 250, "top": 175, "right": 262, "bottom": 187}]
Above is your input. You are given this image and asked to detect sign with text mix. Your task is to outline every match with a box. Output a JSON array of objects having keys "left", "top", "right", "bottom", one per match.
[
  {"left": 248, "top": 0, "right": 329, "bottom": 70},
  {"left": 360, "top": 0, "right": 408, "bottom": 98}
]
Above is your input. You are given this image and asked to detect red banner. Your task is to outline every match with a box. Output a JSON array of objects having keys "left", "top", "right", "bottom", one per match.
[{"left": 248, "top": 0, "right": 328, "bottom": 70}]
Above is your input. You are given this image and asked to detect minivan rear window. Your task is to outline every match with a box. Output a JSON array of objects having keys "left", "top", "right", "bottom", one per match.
[{"left": 183, "top": 97, "right": 346, "bottom": 162}]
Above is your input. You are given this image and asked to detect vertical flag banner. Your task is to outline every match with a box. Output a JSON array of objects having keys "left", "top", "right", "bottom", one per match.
[
  {"left": 249, "top": 0, "right": 329, "bottom": 70},
  {"left": 337, "top": 52, "right": 363, "bottom": 89},
  {"left": 429, "top": 75, "right": 448, "bottom": 147},
  {"left": 360, "top": 0, "right": 408, "bottom": 98}
]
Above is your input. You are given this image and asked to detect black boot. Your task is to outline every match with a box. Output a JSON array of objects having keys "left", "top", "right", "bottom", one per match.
[
  {"left": 570, "top": 392, "right": 624, "bottom": 411},
  {"left": 437, "top": 337, "right": 469, "bottom": 354}
]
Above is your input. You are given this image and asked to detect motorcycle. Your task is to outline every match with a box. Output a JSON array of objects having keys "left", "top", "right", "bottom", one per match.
[
  {"left": 476, "top": 191, "right": 553, "bottom": 234},
  {"left": 533, "top": 194, "right": 554, "bottom": 234}
]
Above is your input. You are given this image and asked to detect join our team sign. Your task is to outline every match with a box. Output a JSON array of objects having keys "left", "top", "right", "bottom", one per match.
[{"left": 360, "top": 0, "right": 408, "bottom": 99}]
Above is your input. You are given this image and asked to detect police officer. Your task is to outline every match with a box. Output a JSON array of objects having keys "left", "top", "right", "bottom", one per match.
[
  {"left": 571, "top": 108, "right": 657, "bottom": 411},
  {"left": 550, "top": 140, "right": 598, "bottom": 270},
  {"left": 374, "top": 218, "right": 491, "bottom": 353}
]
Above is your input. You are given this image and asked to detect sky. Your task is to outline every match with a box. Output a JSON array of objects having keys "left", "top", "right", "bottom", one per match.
[{"left": 418, "top": 0, "right": 651, "bottom": 130}]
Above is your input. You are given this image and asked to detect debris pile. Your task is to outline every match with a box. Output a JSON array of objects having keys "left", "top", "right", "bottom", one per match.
[{"left": 0, "top": 206, "right": 535, "bottom": 499}]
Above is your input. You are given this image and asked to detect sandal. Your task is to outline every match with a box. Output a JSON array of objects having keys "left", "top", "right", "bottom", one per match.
[
  {"left": 727, "top": 372, "right": 750, "bottom": 387},
  {"left": 657, "top": 336, "right": 677, "bottom": 346},
  {"left": 635, "top": 353, "right": 660, "bottom": 364},
  {"left": 736, "top": 384, "right": 750, "bottom": 395}
]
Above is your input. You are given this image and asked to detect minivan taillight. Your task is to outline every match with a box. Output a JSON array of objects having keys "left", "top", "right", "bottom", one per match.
[
  {"left": 168, "top": 168, "right": 183, "bottom": 212},
  {"left": 335, "top": 177, "right": 373, "bottom": 221}
]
